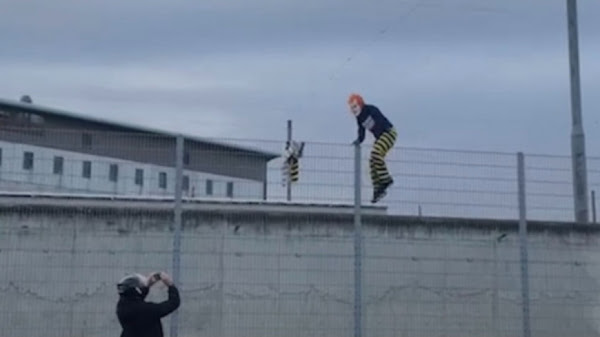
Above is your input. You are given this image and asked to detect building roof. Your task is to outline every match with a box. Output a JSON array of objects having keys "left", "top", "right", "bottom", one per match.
[{"left": 0, "top": 97, "right": 280, "bottom": 161}]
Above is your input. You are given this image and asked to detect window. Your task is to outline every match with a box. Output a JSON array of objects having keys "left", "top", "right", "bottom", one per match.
[
  {"left": 205, "top": 179, "right": 213, "bottom": 196},
  {"left": 82, "top": 161, "right": 92, "bottom": 179},
  {"left": 82, "top": 133, "right": 92, "bottom": 149},
  {"left": 227, "top": 182, "right": 234, "bottom": 198},
  {"left": 23, "top": 151, "right": 34, "bottom": 170},
  {"left": 109, "top": 164, "right": 118, "bottom": 182},
  {"left": 182, "top": 175, "right": 189, "bottom": 191},
  {"left": 159, "top": 172, "right": 167, "bottom": 189},
  {"left": 135, "top": 169, "right": 144, "bottom": 186},
  {"left": 183, "top": 152, "right": 190, "bottom": 165},
  {"left": 53, "top": 156, "right": 64, "bottom": 175}
]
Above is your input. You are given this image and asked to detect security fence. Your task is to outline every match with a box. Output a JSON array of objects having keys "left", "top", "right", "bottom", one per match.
[{"left": 0, "top": 128, "right": 599, "bottom": 337}]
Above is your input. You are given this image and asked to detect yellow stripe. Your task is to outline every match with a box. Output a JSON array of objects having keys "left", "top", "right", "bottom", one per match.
[
  {"left": 376, "top": 139, "right": 389, "bottom": 150},
  {"left": 383, "top": 130, "right": 396, "bottom": 140},
  {"left": 383, "top": 132, "right": 396, "bottom": 144},
  {"left": 379, "top": 138, "right": 392, "bottom": 151},
  {"left": 383, "top": 131, "right": 396, "bottom": 144},
  {"left": 373, "top": 146, "right": 386, "bottom": 156},
  {"left": 376, "top": 136, "right": 388, "bottom": 145}
]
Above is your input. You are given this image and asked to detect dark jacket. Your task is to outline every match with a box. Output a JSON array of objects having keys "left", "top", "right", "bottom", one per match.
[
  {"left": 117, "top": 286, "right": 181, "bottom": 337},
  {"left": 355, "top": 104, "right": 394, "bottom": 144}
]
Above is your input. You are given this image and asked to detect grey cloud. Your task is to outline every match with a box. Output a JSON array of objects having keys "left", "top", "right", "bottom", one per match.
[
  {"left": 0, "top": 0, "right": 599, "bottom": 156},
  {"left": 3, "top": 0, "right": 598, "bottom": 63}
]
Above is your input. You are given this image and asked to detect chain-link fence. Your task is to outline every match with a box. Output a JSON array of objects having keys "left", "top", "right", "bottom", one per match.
[
  {"left": 1, "top": 128, "right": 599, "bottom": 337},
  {"left": 3, "top": 127, "right": 597, "bottom": 222}
]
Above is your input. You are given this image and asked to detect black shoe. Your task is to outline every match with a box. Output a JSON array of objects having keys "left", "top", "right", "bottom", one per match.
[
  {"left": 371, "top": 179, "right": 393, "bottom": 204},
  {"left": 372, "top": 189, "right": 387, "bottom": 203},
  {"left": 380, "top": 178, "right": 394, "bottom": 192},
  {"left": 371, "top": 186, "right": 380, "bottom": 203},
  {"left": 371, "top": 185, "right": 387, "bottom": 204}
]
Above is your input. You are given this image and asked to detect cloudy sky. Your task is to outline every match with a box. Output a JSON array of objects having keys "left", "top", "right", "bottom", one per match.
[{"left": 1, "top": 0, "right": 599, "bottom": 156}]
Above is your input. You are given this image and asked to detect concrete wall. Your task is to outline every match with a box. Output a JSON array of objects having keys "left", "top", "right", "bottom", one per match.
[{"left": 0, "top": 196, "right": 599, "bottom": 337}]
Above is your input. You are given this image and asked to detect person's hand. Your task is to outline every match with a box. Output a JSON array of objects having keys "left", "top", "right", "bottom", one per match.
[
  {"left": 159, "top": 272, "right": 174, "bottom": 286},
  {"left": 146, "top": 272, "right": 161, "bottom": 287}
]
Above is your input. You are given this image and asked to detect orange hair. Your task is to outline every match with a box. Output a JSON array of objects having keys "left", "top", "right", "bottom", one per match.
[{"left": 347, "top": 93, "right": 364, "bottom": 107}]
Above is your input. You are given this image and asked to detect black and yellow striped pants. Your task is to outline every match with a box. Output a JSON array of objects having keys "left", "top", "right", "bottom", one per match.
[
  {"left": 287, "top": 156, "right": 299, "bottom": 182},
  {"left": 370, "top": 128, "right": 397, "bottom": 188}
]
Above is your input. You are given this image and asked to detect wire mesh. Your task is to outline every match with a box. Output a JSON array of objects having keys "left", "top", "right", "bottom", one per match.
[
  {"left": 2, "top": 126, "right": 600, "bottom": 337},
  {"left": 364, "top": 216, "right": 600, "bottom": 337},
  {"left": 3, "top": 197, "right": 600, "bottom": 337},
  {"left": 0, "top": 127, "right": 595, "bottom": 220},
  {"left": 378, "top": 146, "right": 519, "bottom": 220},
  {"left": 0, "top": 200, "right": 357, "bottom": 337}
]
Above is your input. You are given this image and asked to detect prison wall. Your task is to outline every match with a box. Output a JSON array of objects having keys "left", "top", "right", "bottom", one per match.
[{"left": 1, "top": 196, "right": 598, "bottom": 337}]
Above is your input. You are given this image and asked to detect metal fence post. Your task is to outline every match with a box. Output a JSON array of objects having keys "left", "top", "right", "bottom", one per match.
[
  {"left": 170, "top": 135, "right": 184, "bottom": 337},
  {"left": 287, "top": 120, "right": 292, "bottom": 201},
  {"left": 592, "top": 190, "right": 597, "bottom": 224},
  {"left": 491, "top": 232, "right": 499, "bottom": 337},
  {"left": 517, "top": 153, "right": 531, "bottom": 337},
  {"left": 353, "top": 142, "right": 363, "bottom": 337}
]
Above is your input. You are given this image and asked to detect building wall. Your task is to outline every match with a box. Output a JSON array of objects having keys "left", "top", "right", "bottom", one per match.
[
  {"left": 1, "top": 197, "right": 599, "bottom": 337},
  {"left": 0, "top": 140, "right": 263, "bottom": 199},
  {"left": 0, "top": 105, "right": 272, "bottom": 182}
]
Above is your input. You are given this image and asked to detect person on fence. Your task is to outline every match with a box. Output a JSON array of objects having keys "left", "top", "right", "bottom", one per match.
[
  {"left": 116, "top": 271, "right": 181, "bottom": 337},
  {"left": 348, "top": 93, "right": 397, "bottom": 203}
]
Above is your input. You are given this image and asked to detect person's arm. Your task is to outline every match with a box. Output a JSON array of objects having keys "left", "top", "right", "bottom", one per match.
[
  {"left": 145, "top": 286, "right": 180, "bottom": 318},
  {"left": 143, "top": 272, "right": 181, "bottom": 318},
  {"left": 354, "top": 118, "right": 365, "bottom": 145}
]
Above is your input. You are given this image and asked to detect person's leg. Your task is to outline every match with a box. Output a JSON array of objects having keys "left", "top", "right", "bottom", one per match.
[
  {"left": 369, "top": 150, "right": 384, "bottom": 203},
  {"left": 289, "top": 156, "right": 299, "bottom": 182},
  {"left": 369, "top": 149, "right": 381, "bottom": 193},
  {"left": 371, "top": 129, "right": 397, "bottom": 202}
]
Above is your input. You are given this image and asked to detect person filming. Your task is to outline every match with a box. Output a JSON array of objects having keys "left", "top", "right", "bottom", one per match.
[{"left": 116, "top": 271, "right": 181, "bottom": 337}]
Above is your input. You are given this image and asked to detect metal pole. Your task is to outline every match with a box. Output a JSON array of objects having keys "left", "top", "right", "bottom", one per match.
[
  {"left": 286, "top": 120, "right": 292, "bottom": 202},
  {"left": 517, "top": 153, "right": 531, "bottom": 337},
  {"left": 592, "top": 190, "right": 597, "bottom": 223},
  {"left": 170, "top": 135, "right": 184, "bottom": 337},
  {"left": 491, "top": 232, "right": 506, "bottom": 337},
  {"left": 491, "top": 232, "right": 499, "bottom": 337},
  {"left": 353, "top": 142, "right": 363, "bottom": 337},
  {"left": 567, "top": 0, "right": 589, "bottom": 223}
]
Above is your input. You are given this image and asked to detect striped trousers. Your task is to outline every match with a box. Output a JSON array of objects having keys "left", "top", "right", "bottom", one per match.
[{"left": 370, "top": 128, "right": 397, "bottom": 188}]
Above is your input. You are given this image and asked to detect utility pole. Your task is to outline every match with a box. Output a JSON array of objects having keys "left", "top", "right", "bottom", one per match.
[{"left": 566, "top": 0, "right": 589, "bottom": 223}]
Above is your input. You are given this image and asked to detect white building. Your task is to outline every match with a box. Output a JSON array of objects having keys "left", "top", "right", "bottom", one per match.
[{"left": 0, "top": 97, "right": 279, "bottom": 200}]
